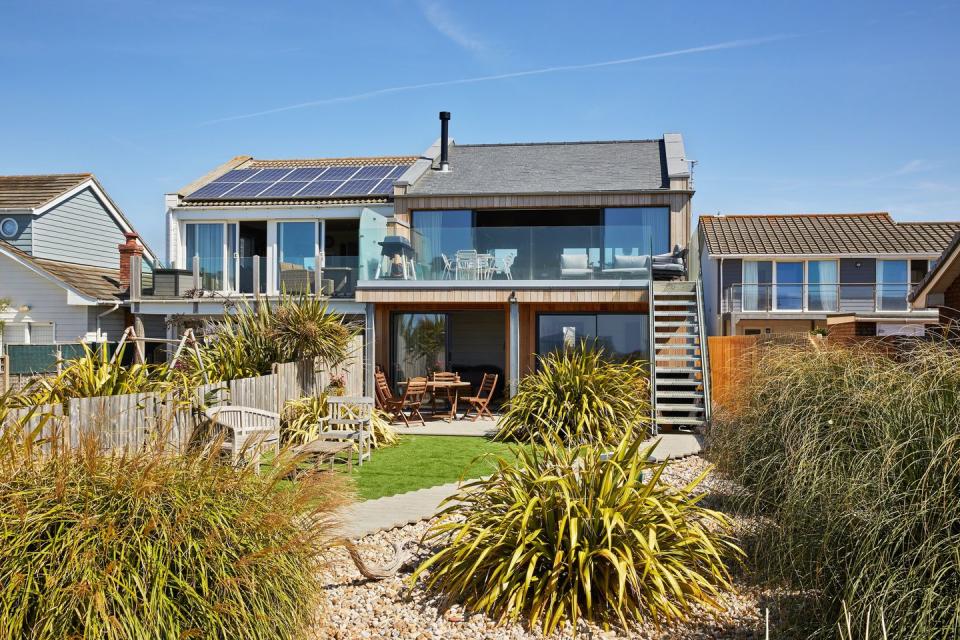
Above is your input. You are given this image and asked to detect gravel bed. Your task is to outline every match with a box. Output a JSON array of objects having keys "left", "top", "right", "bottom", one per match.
[{"left": 314, "top": 456, "right": 772, "bottom": 640}]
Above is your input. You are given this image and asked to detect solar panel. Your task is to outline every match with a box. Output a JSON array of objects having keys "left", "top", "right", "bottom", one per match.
[
  {"left": 284, "top": 167, "right": 329, "bottom": 181},
  {"left": 222, "top": 182, "right": 272, "bottom": 197},
  {"left": 316, "top": 166, "right": 360, "bottom": 180},
  {"left": 369, "top": 178, "right": 395, "bottom": 195},
  {"left": 297, "top": 180, "right": 345, "bottom": 196},
  {"left": 217, "top": 168, "right": 262, "bottom": 182},
  {"left": 187, "top": 182, "right": 240, "bottom": 199},
  {"left": 353, "top": 165, "right": 393, "bottom": 180},
  {"left": 257, "top": 181, "right": 310, "bottom": 197},
  {"left": 249, "top": 168, "right": 294, "bottom": 181},
  {"left": 386, "top": 165, "right": 407, "bottom": 178},
  {"left": 337, "top": 179, "right": 381, "bottom": 196}
]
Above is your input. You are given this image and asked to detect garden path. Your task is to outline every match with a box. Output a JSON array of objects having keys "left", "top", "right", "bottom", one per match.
[{"left": 337, "top": 432, "right": 702, "bottom": 538}]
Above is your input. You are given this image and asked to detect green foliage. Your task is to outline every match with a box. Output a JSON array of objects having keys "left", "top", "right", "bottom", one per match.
[
  {"left": 189, "top": 294, "right": 357, "bottom": 383},
  {"left": 9, "top": 343, "right": 187, "bottom": 408},
  {"left": 711, "top": 340, "right": 960, "bottom": 639},
  {"left": 496, "top": 344, "right": 650, "bottom": 445},
  {"left": 281, "top": 395, "right": 398, "bottom": 449},
  {"left": 413, "top": 432, "right": 740, "bottom": 634},
  {"left": 0, "top": 426, "right": 349, "bottom": 640}
]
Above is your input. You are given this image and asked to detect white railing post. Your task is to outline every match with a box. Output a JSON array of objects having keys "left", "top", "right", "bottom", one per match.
[
  {"left": 252, "top": 255, "right": 261, "bottom": 296},
  {"left": 192, "top": 255, "right": 200, "bottom": 291}
]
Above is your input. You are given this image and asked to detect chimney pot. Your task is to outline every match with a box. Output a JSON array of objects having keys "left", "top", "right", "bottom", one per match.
[
  {"left": 439, "top": 111, "right": 451, "bottom": 172},
  {"left": 118, "top": 232, "right": 144, "bottom": 288}
]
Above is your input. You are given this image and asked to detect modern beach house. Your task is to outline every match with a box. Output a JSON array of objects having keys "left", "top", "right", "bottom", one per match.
[
  {"left": 698, "top": 212, "right": 960, "bottom": 337},
  {"left": 146, "top": 114, "right": 709, "bottom": 430}
]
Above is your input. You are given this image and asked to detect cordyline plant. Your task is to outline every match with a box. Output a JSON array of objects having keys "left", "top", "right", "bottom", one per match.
[
  {"left": 412, "top": 429, "right": 741, "bottom": 634},
  {"left": 188, "top": 293, "right": 358, "bottom": 383},
  {"left": 711, "top": 339, "right": 960, "bottom": 639},
  {"left": 496, "top": 343, "right": 650, "bottom": 445},
  {"left": 0, "top": 420, "right": 350, "bottom": 640}
]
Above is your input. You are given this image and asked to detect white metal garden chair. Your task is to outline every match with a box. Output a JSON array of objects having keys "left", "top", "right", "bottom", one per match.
[
  {"left": 204, "top": 405, "right": 280, "bottom": 473},
  {"left": 314, "top": 396, "right": 375, "bottom": 466}
]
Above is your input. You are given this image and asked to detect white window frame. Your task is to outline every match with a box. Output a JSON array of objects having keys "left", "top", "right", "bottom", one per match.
[
  {"left": 742, "top": 258, "right": 841, "bottom": 313},
  {"left": 876, "top": 258, "right": 910, "bottom": 312}
]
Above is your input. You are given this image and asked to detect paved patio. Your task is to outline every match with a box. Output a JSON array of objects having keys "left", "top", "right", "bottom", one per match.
[
  {"left": 338, "top": 432, "right": 703, "bottom": 538},
  {"left": 391, "top": 415, "right": 498, "bottom": 437}
]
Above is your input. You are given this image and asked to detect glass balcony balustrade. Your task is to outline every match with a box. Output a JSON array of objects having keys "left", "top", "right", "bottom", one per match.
[{"left": 724, "top": 283, "right": 917, "bottom": 313}]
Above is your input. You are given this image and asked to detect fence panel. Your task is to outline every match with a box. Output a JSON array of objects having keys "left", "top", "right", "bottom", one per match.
[{"left": 708, "top": 336, "right": 759, "bottom": 413}]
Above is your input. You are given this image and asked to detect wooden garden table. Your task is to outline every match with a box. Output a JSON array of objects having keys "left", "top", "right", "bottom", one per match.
[{"left": 398, "top": 379, "right": 473, "bottom": 422}]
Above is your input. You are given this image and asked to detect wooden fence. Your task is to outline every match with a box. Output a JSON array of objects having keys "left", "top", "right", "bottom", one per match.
[{"left": 0, "top": 335, "right": 365, "bottom": 452}]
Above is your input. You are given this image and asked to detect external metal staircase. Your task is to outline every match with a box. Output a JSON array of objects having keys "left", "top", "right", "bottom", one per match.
[{"left": 647, "top": 280, "right": 711, "bottom": 433}]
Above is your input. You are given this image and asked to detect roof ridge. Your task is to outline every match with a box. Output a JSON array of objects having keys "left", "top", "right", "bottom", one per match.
[
  {"left": 248, "top": 155, "right": 417, "bottom": 164},
  {"left": 700, "top": 212, "right": 891, "bottom": 220},
  {"left": 897, "top": 220, "right": 960, "bottom": 226},
  {"left": 456, "top": 139, "right": 661, "bottom": 148},
  {"left": 0, "top": 172, "right": 92, "bottom": 179}
]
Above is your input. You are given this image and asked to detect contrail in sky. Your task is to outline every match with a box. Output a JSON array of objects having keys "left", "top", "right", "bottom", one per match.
[{"left": 201, "top": 34, "right": 796, "bottom": 125}]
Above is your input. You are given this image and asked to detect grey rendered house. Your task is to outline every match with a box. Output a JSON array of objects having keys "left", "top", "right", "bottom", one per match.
[
  {"left": 0, "top": 174, "right": 160, "bottom": 347},
  {"left": 697, "top": 212, "right": 960, "bottom": 337}
]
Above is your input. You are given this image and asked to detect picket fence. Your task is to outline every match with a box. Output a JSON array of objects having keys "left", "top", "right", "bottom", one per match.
[{"left": 1, "top": 336, "right": 364, "bottom": 452}]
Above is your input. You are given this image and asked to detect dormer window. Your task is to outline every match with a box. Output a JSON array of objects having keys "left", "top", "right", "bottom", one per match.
[{"left": 0, "top": 217, "right": 18, "bottom": 238}]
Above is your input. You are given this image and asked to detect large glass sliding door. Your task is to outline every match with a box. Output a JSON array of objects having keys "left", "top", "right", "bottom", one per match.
[
  {"left": 775, "top": 262, "right": 804, "bottom": 310},
  {"left": 185, "top": 223, "right": 225, "bottom": 290},
  {"left": 276, "top": 221, "right": 317, "bottom": 293},
  {"left": 742, "top": 261, "right": 772, "bottom": 311},
  {"left": 877, "top": 260, "right": 909, "bottom": 311},
  {"left": 537, "top": 313, "right": 649, "bottom": 361},
  {"left": 807, "top": 260, "right": 838, "bottom": 311},
  {"left": 392, "top": 314, "right": 447, "bottom": 384}
]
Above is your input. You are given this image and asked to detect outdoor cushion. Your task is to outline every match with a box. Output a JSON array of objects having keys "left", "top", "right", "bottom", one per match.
[
  {"left": 612, "top": 254, "right": 648, "bottom": 270},
  {"left": 560, "top": 254, "right": 589, "bottom": 270}
]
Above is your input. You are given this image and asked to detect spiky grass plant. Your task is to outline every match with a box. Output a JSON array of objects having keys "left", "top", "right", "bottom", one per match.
[
  {"left": 190, "top": 294, "right": 357, "bottom": 383},
  {"left": 0, "top": 423, "right": 349, "bottom": 640},
  {"left": 412, "top": 431, "right": 740, "bottom": 634},
  {"left": 710, "top": 339, "right": 960, "bottom": 639},
  {"left": 281, "top": 395, "right": 398, "bottom": 448},
  {"left": 11, "top": 342, "right": 188, "bottom": 407},
  {"left": 496, "top": 344, "right": 650, "bottom": 445}
]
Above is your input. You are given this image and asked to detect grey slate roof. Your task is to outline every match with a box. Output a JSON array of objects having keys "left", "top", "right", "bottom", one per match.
[
  {"left": 407, "top": 140, "right": 668, "bottom": 195},
  {"left": 699, "top": 213, "right": 960, "bottom": 256}
]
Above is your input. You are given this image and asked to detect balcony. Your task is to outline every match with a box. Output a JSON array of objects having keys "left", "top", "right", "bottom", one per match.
[
  {"left": 722, "top": 283, "right": 918, "bottom": 314},
  {"left": 140, "top": 254, "right": 359, "bottom": 299}
]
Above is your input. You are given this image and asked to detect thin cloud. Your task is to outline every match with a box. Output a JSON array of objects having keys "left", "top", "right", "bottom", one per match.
[
  {"left": 891, "top": 159, "right": 933, "bottom": 176},
  {"left": 418, "top": 0, "right": 488, "bottom": 55},
  {"left": 201, "top": 34, "right": 797, "bottom": 125}
]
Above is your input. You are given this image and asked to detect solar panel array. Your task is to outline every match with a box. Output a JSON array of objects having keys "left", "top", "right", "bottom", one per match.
[{"left": 185, "top": 164, "right": 410, "bottom": 200}]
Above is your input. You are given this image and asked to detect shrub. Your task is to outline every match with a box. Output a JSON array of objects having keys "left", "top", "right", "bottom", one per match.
[
  {"left": 190, "top": 294, "right": 357, "bottom": 383},
  {"left": 710, "top": 340, "right": 960, "bottom": 639},
  {"left": 281, "top": 395, "right": 398, "bottom": 449},
  {"left": 496, "top": 344, "right": 650, "bottom": 445},
  {"left": 0, "top": 428, "right": 349, "bottom": 639},
  {"left": 11, "top": 343, "right": 188, "bottom": 408},
  {"left": 412, "top": 431, "right": 740, "bottom": 633}
]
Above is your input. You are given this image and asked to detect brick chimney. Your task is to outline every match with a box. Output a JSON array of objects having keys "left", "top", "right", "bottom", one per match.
[{"left": 118, "top": 232, "right": 144, "bottom": 288}]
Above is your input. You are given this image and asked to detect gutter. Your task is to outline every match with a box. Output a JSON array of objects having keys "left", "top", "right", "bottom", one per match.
[{"left": 96, "top": 302, "right": 120, "bottom": 340}]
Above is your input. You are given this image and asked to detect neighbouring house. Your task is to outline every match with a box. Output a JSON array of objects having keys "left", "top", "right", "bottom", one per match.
[
  {"left": 0, "top": 174, "right": 161, "bottom": 371},
  {"left": 151, "top": 113, "right": 709, "bottom": 431},
  {"left": 698, "top": 212, "right": 960, "bottom": 337},
  {"left": 909, "top": 230, "right": 960, "bottom": 332}
]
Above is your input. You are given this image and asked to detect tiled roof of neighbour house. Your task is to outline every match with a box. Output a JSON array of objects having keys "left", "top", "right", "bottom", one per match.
[
  {"left": 0, "top": 240, "right": 124, "bottom": 301},
  {"left": 178, "top": 154, "right": 418, "bottom": 206},
  {"left": 0, "top": 173, "right": 91, "bottom": 209},
  {"left": 909, "top": 230, "right": 960, "bottom": 302},
  {"left": 699, "top": 213, "right": 960, "bottom": 256},
  {"left": 406, "top": 140, "right": 669, "bottom": 195}
]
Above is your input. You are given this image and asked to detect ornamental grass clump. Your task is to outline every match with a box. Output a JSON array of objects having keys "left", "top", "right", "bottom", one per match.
[
  {"left": 496, "top": 344, "right": 650, "bottom": 445},
  {"left": 413, "top": 431, "right": 741, "bottom": 634},
  {"left": 281, "top": 394, "right": 398, "bottom": 448},
  {"left": 710, "top": 339, "right": 960, "bottom": 639},
  {"left": 0, "top": 424, "right": 349, "bottom": 640}
]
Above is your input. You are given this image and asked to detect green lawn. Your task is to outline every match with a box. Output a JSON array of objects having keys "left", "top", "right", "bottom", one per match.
[{"left": 345, "top": 435, "right": 520, "bottom": 500}]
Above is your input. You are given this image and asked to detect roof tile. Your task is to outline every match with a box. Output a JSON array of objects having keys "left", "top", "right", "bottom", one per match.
[{"left": 0, "top": 174, "right": 91, "bottom": 209}]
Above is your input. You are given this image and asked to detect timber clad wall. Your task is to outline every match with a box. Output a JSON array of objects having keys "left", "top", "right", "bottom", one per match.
[
  {"left": 0, "top": 254, "right": 90, "bottom": 343},
  {"left": 32, "top": 187, "right": 127, "bottom": 269},
  {"left": 392, "top": 191, "right": 692, "bottom": 252}
]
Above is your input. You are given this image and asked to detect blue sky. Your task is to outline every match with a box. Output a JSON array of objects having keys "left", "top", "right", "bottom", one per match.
[{"left": 2, "top": 0, "right": 959, "bottom": 256}]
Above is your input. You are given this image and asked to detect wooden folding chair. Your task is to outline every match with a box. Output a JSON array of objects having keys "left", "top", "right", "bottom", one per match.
[
  {"left": 429, "top": 371, "right": 459, "bottom": 415},
  {"left": 461, "top": 373, "right": 498, "bottom": 422},
  {"left": 383, "top": 377, "right": 428, "bottom": 427},
  {"left": 374, "top": 371, "right": 394, "bottom": 410}
]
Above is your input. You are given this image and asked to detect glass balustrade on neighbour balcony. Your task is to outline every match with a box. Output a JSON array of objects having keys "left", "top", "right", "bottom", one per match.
[
  {"left": 372, "top": 226, "right": 659, "bottom": 282},
  {"left": 724, "top": 283, "right": 916, "bottom": 313},
  {"left": 235, "top": 256, "right": 268, "bottom": 294},
  {"left": 321, "top": 256, "right": 359, "bottom": 298}
]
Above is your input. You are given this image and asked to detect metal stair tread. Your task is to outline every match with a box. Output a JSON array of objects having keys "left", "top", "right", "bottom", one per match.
[
  {"left": 656, "top": 367, "right": 701, "bottom": 373},
  {"left": 656, "top": 404, "right": 705, "bottom": 412},
  {"left": 656, "top": 391, "right": 704, "bottom": 398},
  {"left": 656, "top": 416, "right": 706, "bottom": 425},
  {"left": 654, "top": 333, "right": 698, "bottom": 338},
  {"left": 654, "top": 321, "right": 698, "bottom": 327}
]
